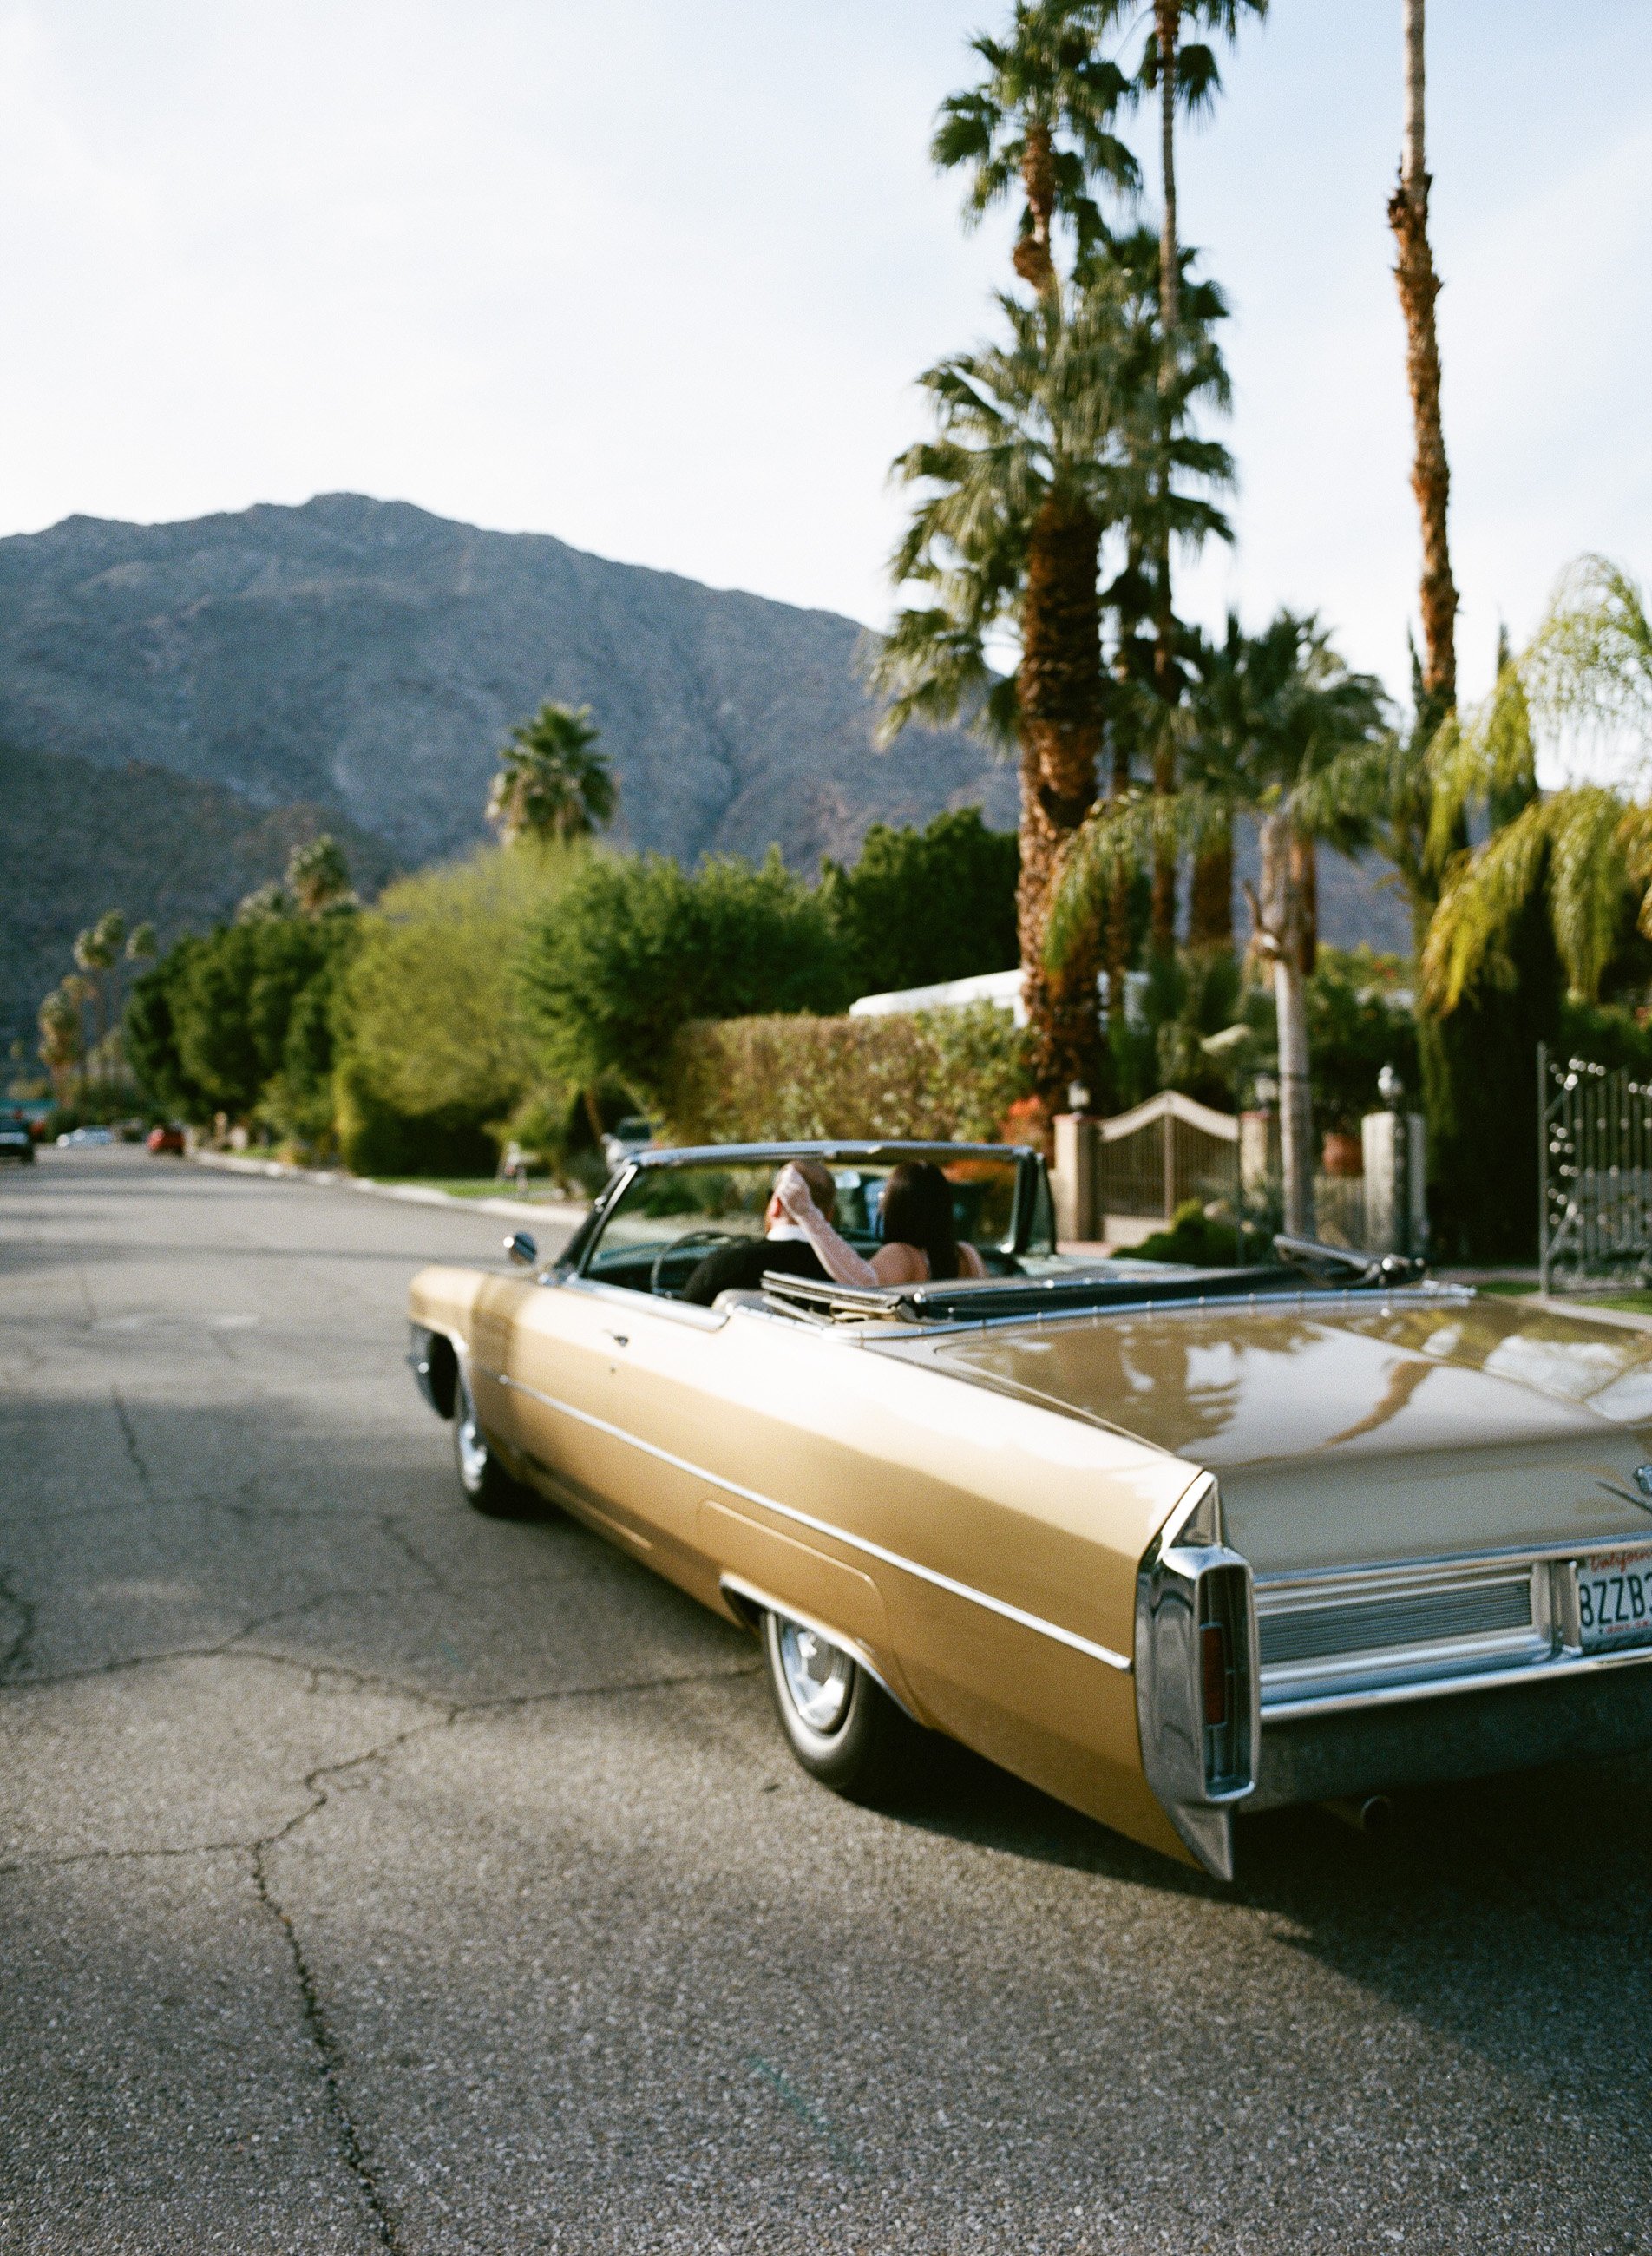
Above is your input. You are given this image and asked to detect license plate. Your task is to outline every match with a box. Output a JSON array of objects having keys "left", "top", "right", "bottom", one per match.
[{"left": 1578, "top": 1551, "right": 1652, "bottom": 1649}]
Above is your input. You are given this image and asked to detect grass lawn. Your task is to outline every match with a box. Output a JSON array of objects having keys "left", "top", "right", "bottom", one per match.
[
  {"left": 1472, "top": 1279, "right": 1538, "bottom": 1297},
  {"left": 1580, "top": 1292, "right": 1652, "bottom": 1315}
]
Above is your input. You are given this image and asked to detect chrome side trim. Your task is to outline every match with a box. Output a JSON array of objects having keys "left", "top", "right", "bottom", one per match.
[
  {"left": 1262, "top": 1636, "right": 1652, "bottom": 1722},
  {"left": 494, "top": 1368, "right": 1132, "bottom": 1673},
  {"left": 717, "top": 1572, "right": 919, "bottom": 1721}
]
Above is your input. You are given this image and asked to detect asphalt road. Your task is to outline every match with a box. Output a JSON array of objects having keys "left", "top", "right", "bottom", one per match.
[{"left": 3, "top": 1147, "right": 1650, "bottom": 2255}]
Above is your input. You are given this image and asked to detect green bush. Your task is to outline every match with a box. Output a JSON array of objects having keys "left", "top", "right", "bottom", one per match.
[
  {"left": 818, "top": 809, "right": 1018, "bottom": 996},
  {"left": 519, "top": 849, "right": 852, "bottom": 1101},
  {"left": 661, "top": 1002, "right": 1032, "bottom": 1145},
  {"left": 1131, "top": 1197, "right": 1267, "bottom": 1267}
]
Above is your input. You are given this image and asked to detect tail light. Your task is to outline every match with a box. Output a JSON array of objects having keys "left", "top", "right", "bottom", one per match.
[{"left": 1136, "top": 1476, "right": 1258, "bottom": 1881}]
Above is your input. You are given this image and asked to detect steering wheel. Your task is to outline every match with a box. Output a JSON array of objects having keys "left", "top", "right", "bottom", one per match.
[{"left": 648, "top": 1229, "right": 745, "bottom": 1298}]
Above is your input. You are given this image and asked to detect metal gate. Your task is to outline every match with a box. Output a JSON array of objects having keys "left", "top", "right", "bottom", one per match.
[
  {"left": 1538, "top": 1044, "right": 1652, "bottom": 1293},
  {"left": 1096, "top": 1090, "right": 1241, "bottom": 1228}
]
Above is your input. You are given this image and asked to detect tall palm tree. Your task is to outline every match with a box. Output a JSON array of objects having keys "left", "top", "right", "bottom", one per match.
[
  {"left": 871, "top": 282, "right": 1137, "bottom": 1099},
  {"left": 1389, "top": 0, "right": 1456, "bottom": 718},
  {"left": 1098, "top": 226, "right": 1234, "bottom": 952},
  {"left": 487, "top": 703, "right": 615, "bottom": 849},
  {"left": 1423, "top": 557, "right": 1652, "bottom": 1010},
  {"left": 1107, "top": 2, "right": 1266, "bottom": 943},
  {"left": 1049, "top": 610, "right": 1386, "bottom": 1233},
  {"left": 932, "top": 1, "right": 1137, "bottom": 294}
]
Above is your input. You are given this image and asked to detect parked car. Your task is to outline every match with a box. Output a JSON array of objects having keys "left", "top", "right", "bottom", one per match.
[
  {"left": 146, "top": 1124, "right": 187, "bottom": 1155},
  {"left": 0, "top": 1110, "right": 35, "bottom": 1164},
  {"left": 600, "top": 1115, "right": 659, "bottom": 1177},
  {"left": 56, "top": 1125, "right": 115, "bottom": 1148},
  {"left": 406, "top": 1138, "right": 1652, "bottom": 1879}
]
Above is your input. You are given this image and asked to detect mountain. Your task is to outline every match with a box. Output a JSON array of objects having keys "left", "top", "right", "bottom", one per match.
[
  {"left": 0, "top": 740, "right": 397, "bottom": 1048},
  {"left": 0, "top": 492, "right": 1408, "bottom": 1047},
  {"left": 0, "top": 493, "right": 1017, "bottom": 872}
]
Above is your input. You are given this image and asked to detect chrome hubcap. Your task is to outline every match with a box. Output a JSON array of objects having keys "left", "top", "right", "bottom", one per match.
[{"left": 777, "top": 1617, "right": 854, "bottom": 1734}]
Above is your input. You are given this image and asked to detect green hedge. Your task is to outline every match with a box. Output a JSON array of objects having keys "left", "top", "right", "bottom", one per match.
[{"left": 662, "top": 1003, "right": 1032, "bottom": 1147}]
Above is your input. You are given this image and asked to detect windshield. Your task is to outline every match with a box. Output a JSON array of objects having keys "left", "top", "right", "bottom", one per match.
[{"left": 580, "top": 1154, "right": 1037, "bottom": 1296}]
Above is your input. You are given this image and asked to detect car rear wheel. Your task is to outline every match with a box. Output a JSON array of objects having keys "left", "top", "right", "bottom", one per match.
[
  {"left": 761, "top": 1609, "right": 915, "bottom": 1802},
  {"left": 452, "top": 1364, "right": 531, "bottom": 1519}
]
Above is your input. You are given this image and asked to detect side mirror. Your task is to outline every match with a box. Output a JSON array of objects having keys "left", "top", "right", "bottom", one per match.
[{"left": 505, "top": 1231, "right": 539, "bottom": 1269}]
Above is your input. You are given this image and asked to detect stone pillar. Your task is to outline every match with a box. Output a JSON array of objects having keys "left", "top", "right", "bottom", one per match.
[
  {"left": 1239, "top": 1108, "right": 1278, "bottom": 1202},
  {"left": 1052, "top": 1112, "right": 1099, "bottom": 1243},
  {"left": 1362, "top": 1110, "right": 1426, "bottom": 1255}
]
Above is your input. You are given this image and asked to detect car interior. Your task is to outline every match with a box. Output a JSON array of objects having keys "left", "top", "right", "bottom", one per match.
[{"left": 576, "top": 1156, "right": 1035, "bottom": 1300}]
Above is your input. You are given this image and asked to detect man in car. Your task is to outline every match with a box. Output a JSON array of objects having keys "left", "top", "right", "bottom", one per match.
[{"left": 679, "top": 1160, "right": 839, "bottom": 1306}]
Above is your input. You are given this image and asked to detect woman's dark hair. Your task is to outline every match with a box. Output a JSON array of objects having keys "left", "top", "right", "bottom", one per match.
[{"left": 878, "top": 1161, "right": 961, "bottom": 1281}]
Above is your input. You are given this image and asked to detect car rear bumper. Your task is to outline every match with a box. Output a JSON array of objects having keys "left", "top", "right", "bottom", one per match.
[{"left": 1247, "top": 1656, "right": 1652, "bottom": 1810}]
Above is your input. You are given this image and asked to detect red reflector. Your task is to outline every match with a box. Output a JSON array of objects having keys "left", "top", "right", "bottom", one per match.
[{"left": 1201, "top": 1622, "right": 1229, "bottom": 1727}]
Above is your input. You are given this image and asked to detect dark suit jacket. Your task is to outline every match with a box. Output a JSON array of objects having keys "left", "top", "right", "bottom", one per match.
[{"left": 680, "top": 1236, "right": 829, "bottom": 1307}]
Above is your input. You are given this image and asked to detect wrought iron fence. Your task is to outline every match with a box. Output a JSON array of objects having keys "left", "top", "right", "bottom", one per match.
[{"left": 1538, "top": 1044, "right": 1652, "bottom": 1294}]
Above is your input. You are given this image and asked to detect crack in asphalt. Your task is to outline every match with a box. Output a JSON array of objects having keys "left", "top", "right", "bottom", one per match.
[
  {"left": 109, "top": 1387, "right": 154, "bottom": 1491},
  {"left": 0, "top": 1568, "right": 37, "bottom": 1685}
]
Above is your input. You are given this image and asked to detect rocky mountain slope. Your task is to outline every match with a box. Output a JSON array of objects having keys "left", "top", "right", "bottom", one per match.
[
  {"left": 0, "top": 494, "right": 1017, "bottom": 872},
  {"left": 0, "top": 741, "right": 397, "bottom": 1046}
]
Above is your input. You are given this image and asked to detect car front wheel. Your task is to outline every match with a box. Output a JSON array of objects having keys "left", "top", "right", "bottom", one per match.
[
  {"left": 761, "top": 1609, "right": 915, "bottom": 1803},
  {"left": 452, "top": 1364, "right": 531, "bottom": 1519}
]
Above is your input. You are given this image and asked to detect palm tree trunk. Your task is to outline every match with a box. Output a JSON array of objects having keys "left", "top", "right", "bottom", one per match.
[
  {"left": 1019, "top": 494, "right": 1104, "bottom": 1104},
  {"left": 1256, "top": 811, "right": 1314, "bottom": 1236},
  {"left": 1155, "top": 1, "right": 1181, "bottom": 338},
  {"left": 1387, "top": 0, "right": 1456, "bottom": 711},
  {"left": 1150, "top": 0, "right": 1183, "bottom": 959},
  {"left": 1012, "top": 116, "right": 1058, "bottom": 293},
  {"left": 1186, "top": 812, "right": 1233, "bottom": 950}
]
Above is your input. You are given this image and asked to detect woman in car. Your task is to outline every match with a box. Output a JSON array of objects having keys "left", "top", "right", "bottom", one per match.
[{"left": 773, "top": 1158, "right": 986, "bottom": 1288}]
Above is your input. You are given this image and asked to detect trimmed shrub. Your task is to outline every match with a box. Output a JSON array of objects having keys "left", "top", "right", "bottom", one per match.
[
  {"left": 518, "top": 849, "right": 852, "bottom": 1101},
  {"left": 661, "top": 1002, "right": 1032, "bottom": 1146}
]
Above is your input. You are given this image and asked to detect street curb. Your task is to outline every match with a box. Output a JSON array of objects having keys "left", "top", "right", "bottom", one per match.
[{"left": 187, "top": 1149, "right": 591, "bottom": 1229}]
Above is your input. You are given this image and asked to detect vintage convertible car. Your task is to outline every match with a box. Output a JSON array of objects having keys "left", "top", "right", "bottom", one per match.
[{"left": 407, "top": 1139, "right": 1652, "bottom": 1879}]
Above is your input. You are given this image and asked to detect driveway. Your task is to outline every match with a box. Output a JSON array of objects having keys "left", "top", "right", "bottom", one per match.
[{"left": 1, "top": 1146, "right": 1648, "bottom": 2253}]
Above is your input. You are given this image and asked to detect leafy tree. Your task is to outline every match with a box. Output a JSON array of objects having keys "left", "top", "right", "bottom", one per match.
[
  {"left": 519, "top": 850, "right": 851, "bottom": 1101},
  {"left": 335, "top": 844, "right": 574, "bottom": 1151},
  {"left": 487, "top": 703, "right": 616, "bottom": 848},
  {"left": 1051, "top": 610, "right": 1386, "bottom": 1234},
  {"left": 818, "top": 810, "right": 1019, "bottom": 996},
  {"left": 285, "top": 834, "right": 355, "bottom": 917},
  {"left": 237, "top": 881, "right": 293, "bottom": 922},
  {"left": 932, "top": 1, "right": 1137, "bottom": 292},
  {"left": 1423, "top": 559, "right": 1652, "bottom": 1010},
  {"left": 126, "top": 942, "right": 212, "bottom": 1119}
]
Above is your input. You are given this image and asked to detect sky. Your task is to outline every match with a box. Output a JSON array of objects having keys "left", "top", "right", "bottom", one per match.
[{"left": 2, "top": 0, "right": 1648, "bottom": 744}]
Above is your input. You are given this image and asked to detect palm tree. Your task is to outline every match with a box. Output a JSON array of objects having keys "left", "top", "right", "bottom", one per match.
[
  {"left": 285, "top": 835, "right": 355, "bottom": 917},
  {"left": 1389, "top": 0, "right": 1456, "bottom": 718},
  {"left": 1049, "top": 610, "right": 1386, "bottom": 1233},
  {"left": 487, "top": 703, "right": 616, "bottom": 849},
  {"left": 870, "top": 281, "right": 1137, "bottom": 1099},
  {"left": 1422, "top": 557, "right": 1652, "bottom": 1010},
  {"left": 932, "top": 1, "right": 1137, "bottom": 293},
  {"left": 1097, "top": 226, "right": 1234, "bottom": 953},
  {"left": 1106, "top": 3, "right": 1266, "bottom": 941}
]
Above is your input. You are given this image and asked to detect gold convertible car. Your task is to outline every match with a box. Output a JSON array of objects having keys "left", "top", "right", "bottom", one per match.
[{"left": 408, "top": 1140, "right": 1652, "bottom": 1879}]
